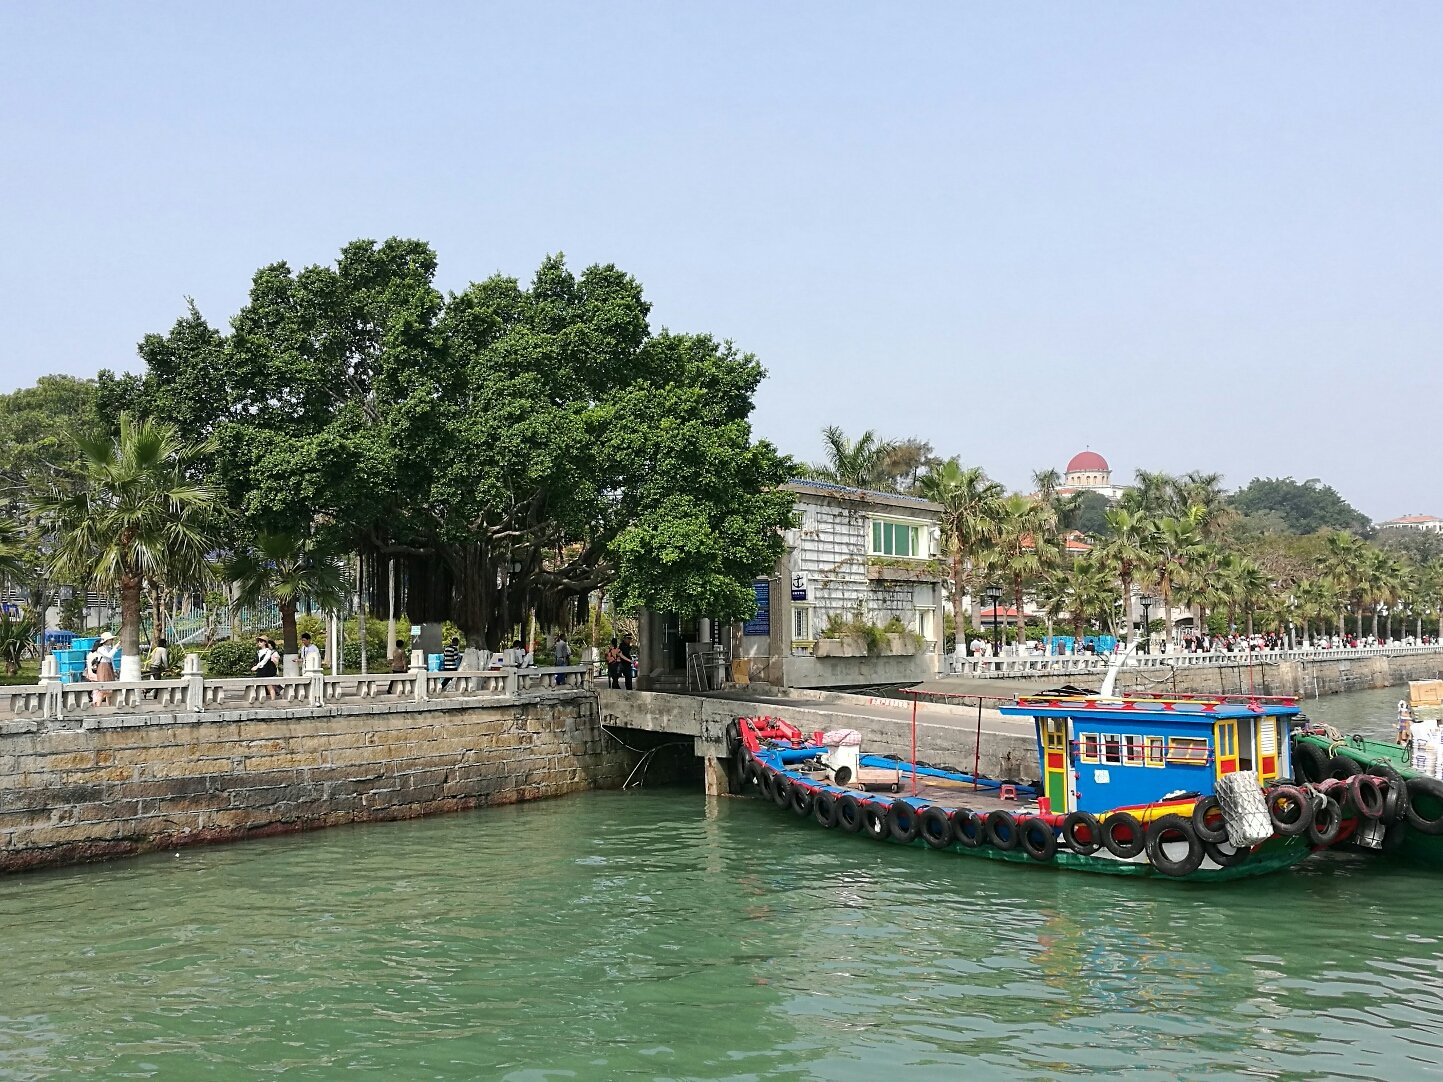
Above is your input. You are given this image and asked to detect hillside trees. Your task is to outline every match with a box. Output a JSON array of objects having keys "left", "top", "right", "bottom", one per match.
[{"left": 1229, "top": 476, "right": 1371, "bottom": 535}]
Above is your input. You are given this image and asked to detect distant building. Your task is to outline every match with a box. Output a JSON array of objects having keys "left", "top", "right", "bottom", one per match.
[
  {"left": 1056, "top": 450, "right": 1127, "bottom": 503},
  {"left": 1379, "top": 514, "right": 1443, "bottom": 533}
]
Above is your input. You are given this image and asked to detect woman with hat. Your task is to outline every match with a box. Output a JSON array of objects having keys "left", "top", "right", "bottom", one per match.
[{"left": 84, "top": 632, "right": 119, "bottom": 704}]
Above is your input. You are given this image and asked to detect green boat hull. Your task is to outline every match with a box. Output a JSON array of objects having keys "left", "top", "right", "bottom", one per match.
[{"left": 1295, "top": 733, "right": 1443, "bottom": 868}]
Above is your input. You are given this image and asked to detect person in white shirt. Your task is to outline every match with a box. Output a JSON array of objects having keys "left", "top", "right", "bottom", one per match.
[{"left": 298, "top": 632, "right": 322, "bottom": 671}]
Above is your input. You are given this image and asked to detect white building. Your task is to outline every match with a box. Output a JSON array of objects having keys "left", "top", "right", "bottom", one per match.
[
  {"left": 1379, "top": 514, "right": 1443, "bottom": 533},
  {"left": 733, "top": 480, "right": 947, "bottom": 689}
]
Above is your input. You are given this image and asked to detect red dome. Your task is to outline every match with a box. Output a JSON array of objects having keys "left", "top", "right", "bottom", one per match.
[{"left": 1066, "top": 451, "right": 1109, "bottom": 474}]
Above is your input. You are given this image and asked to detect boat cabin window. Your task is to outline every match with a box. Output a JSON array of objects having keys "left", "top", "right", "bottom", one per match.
[
  {"left": 1167, "top": 736, "right": 1210, "bottom": 765},
  {"left": 1102, "top": 733, "right": 1123, "bottom": 766},
  {"left": 1078, "top": 732, "right": 1100, "bottom": 763},
  {"left": 1123, "top": 735, "right": 1144, "bottom": 767},
  {"left": 1145, "top": 736, "right": 1165, "bottom": 767}
]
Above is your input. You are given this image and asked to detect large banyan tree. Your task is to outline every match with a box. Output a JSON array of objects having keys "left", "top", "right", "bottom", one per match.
[{"left": 110, "top": 238, "right": 794, "bottom": 648}]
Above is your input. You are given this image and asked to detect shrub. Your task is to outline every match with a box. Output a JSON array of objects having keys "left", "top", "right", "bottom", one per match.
[{"left": 206, "top": 640, "right": 256, "bottom": 677}]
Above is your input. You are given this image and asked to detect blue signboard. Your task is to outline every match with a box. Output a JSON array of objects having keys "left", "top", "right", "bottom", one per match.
[{"left": 743, "top": 581, "right": 770, "bottom": 636}]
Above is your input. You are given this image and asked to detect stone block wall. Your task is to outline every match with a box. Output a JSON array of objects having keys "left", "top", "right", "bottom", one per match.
[{"left": 0, "top": 691, "right": 634, "bottom": 873}]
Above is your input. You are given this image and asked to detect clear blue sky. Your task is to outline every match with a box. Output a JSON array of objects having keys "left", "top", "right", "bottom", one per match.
[{"left": 2, "top": 3, "right": 1439, "bottom": 519}]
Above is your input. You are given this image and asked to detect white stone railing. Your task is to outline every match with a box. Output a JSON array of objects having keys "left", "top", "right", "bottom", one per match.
[
  {"left": 946, "top": 643, "right": 1443, "bottom": 678},
  {"left": 2, "top": 653, "right": 593, "bottom": 722}
]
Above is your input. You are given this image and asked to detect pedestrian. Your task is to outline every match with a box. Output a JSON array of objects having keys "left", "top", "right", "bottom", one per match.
[
  {"left": 552, "top": 633, "right": 571, "bottom": 685},
  {"left": 605, "top": 637, "right": 623, "bottom": 689},
  {"left": 142, "top": 637, "right": 169, "bottom": 700},
  {"left": 441, "top": 636, "right": 462, "bottom": 689},
  {"left": 251, "top": 635, "right": 279, "bottom": 699},
  {"left": 299, "top": 632, "right": 322, "bottom": 672},
  {"left": 619, "top": 632, "right": 636, "bottom": 690},
  {"left": 387, "top": 638, "right": 408, "bottom": 693},
  {"left": 507, "top": 638, "right": 526, "bottom": 668},
  {"left": 85, "top": 631, "right": 118, "bottom": 705}
]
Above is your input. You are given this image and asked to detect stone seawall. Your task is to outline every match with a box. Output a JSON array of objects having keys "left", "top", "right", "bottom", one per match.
[
  {"left": 1115, "top": 651, "right": 1443, "bottom": 699},
  {"left": 0, "top": 690, "right": 634, "bottom": 873}
]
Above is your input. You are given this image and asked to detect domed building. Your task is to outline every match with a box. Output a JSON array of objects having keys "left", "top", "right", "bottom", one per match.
[{"left": 1057, "top": 450, "right": 1127, "bottom": 503}]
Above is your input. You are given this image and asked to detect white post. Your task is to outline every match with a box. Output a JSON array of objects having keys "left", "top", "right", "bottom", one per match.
[
  {"left": 331, "top": 612, "right": 341, "bottom": 676},
  {"left": 183, "top": 652, "right": 205, "bottom": 713},
  {"left": 304, "top": 648, "right": 324, "bottom": 707},
  {"left": 410, "top": 648, "right": 428, "bottom": 702},
  {"left": 38, "top": 655, "right": 60, "bottom": 719}
]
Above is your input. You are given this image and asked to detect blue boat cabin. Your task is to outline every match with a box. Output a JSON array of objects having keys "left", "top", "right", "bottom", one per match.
[{"left": 998, "top": 695, "right": 1302, "bottom": 816}]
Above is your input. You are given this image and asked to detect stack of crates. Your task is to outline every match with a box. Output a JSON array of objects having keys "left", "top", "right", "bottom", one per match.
[{"left": 54, "top": 637, "right": 98, "bottom": 683}]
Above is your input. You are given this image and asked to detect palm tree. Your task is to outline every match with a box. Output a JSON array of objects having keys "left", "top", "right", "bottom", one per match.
[
  {"left": 1099, "top": 507, "right": 1154, "bottom": 648},
  {"left": 917, "top": 459, "right": 1004, "bottom": 646},
  {"left": 800, "top": 426, "right": 898, "bottom": 490},
  {"left": 1321, "top": 531, "right": 1366, "bottom": 638},
  {"left": 1040, "top": 555, "right": 1113, "bottom": 643},
  {"left": 1228, "top": 557, "right": 1270, "bottom": 639},
  {"left": 1173, "top": 471, "right": 1230, "bottom": 539},
  {"left": 0, "top": 518, "right": 29, "bottom": 584},
  {"left": 1032, "top": 468, "right": 1063, "bottom": 504},
  {"left": 229, "top": 532, "right": 349, "bottom": 663},
  {"left": 983, "top": 494, "right": 1057, "bottom": 646},
  {"left": 33, "top": 414, "right": 216, "bottom": 681},
  {"left": 1144, "top": 507, "right": 1206, "bottom": 647}
]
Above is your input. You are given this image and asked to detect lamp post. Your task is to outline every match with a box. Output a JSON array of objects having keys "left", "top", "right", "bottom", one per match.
[
  {"left": 1138, "top": 594, "right": 1155, "bottom": 654},
  {"left": 984, "top": 583, "right": 1004, "bottom": 657}
]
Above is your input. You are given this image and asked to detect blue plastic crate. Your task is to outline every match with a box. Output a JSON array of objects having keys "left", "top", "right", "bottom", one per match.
[{"left": 72, "top": 637, "right": 98, "bottom": 651}]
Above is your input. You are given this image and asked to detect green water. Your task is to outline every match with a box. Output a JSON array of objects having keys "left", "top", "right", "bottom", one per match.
[{"left": 3, "top": 690, "right": 1442, "bottom": 1081}]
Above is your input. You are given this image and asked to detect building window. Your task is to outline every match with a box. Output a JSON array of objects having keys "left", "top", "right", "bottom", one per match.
[
  {"left": 1145, "top": 736, "right": 1165, "bottom": 767},
  {"left": 1123, "top": 735, "right": 1144, "bottom": 767},
  {"left": 916, "top": 607, "right": 935, "bottom": 642},
  {"left": 869, "top": 518, "right": 924, "bottom": 558},
  {"left": 792, "top": 605, "right": 812, "bottom": 643},
  {"left": 1078, "top": 732, "right": 1099, "bottom": 763},
  {"left": 1167, "top": 737, "right": 1210, "bottom": 765},
  {"left": 1102, "top": 733, "right": 1123, "bottom": 766}
]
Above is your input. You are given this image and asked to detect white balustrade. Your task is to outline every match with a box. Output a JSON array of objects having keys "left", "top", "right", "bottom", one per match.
[
  {"left": 0, "top": 662, "right": 594, "bottom": 722},
  {"left": 947, "top": 643, "right": 1443, "bottom": 678}
]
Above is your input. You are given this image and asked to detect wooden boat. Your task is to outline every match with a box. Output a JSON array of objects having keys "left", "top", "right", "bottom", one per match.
[
  {"left": 1289, "top": 680, "right": 1443, "bottom": 867},
  {"left": 736, "top": 692, "right": 1344, "bottom": 882}
]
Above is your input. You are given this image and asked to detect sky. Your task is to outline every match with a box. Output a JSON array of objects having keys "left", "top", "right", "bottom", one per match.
[{"left": 2, "top": 3, "right": 1439, "bottom": 520}]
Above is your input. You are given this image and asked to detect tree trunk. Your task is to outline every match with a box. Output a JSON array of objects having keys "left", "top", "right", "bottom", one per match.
[
  {"left": 1120, "top": 570, "right": 1133, "bottom": 647},
  {"left": 280, "top": 600, "right": 298, "bottom": 656},
  {"left": 1246, "top": 609, "right": 1254, "bottom": 638},
  {"left": 1371, "top": 606, "right": 1380, "bottom": 641},
  {"left": 1013, "top": 579, "right": 1026, "bottom": 647},
  {"left": 386, "top": 557, "right": 397, "bottom": 661},
  {"left": 119, "top": 572, "right": 143, "bottom": 681},
  {"left": 950, "top": 552, "right": 965, "bottom": 657},
  {"left": 1162, "top": 576, "right": 1174, "bottom": 648}
]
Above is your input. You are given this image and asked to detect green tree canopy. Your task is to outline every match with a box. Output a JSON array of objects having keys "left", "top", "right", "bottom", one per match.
[
  {"left": 119, "top": 240, "right": 794, "bottom": 648},
  {"left": 1228, "top": 476, "right": 1371, "bottom": 535}
]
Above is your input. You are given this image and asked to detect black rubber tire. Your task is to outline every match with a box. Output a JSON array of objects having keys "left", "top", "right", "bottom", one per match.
[
  {"left": 1191, "top": 796, "right": 1229, "bottom": 844},
  {"left": 919, "top": 806, "right": 953, "bottom": 850},
  {"left": 756, "top": 767, "right": 774, "bottom": 801},
  {"left": 772, "top": 775, "right": 793, "bottom": 809},
  {"left": 1101, "top": 812, "right": 1145, "bottom": 859},
  {"left": 1019, "top": 817, "right": 1058, "bottom": 862},
  {"left": 1291, "top": 740, "right": 1329, "bottom": 784},
  {"left": 1404, "top": 777, "right": 1443, "bottom": 836},
  {"left": 886, "top": 800, "right": 921, "bottom": 844},
  {"left": 1203, "top": 839, "right": 1251, "bottom": 868},
  {"left": 1267, "top": 784, "right": 1314, "bottom": 837},
  {"left": 1145, "top": 814, "right": 1205, "bottom": 877},
  {"left": 952, "top": 808, "right": 985, "bottom": 848},
  {"left": 1061, "top": 811, "right": 1102, "bottom": 855},
  {"left": 1327, "top": 754, "right": 1363, "bottom": 781},
  {"left": 861, "top": 802, "right": 889, "bottom": 840},
  {"left": 985, "top": 810, "right": 1020, "bottom": 851},
  {"left": 738, "top": 755, "right": 758, "bottom": 790},
  {"left": 813, "top": 789, "right": 838, "bottom": 828},
  {"left": 1308, "top": 795, "right": 1343, "bottom": 846},
  {"left": 836, "top": 793, "right": 863, "bottom": 833},
  {"left": 1382, "top": 819, "right": 1410, "bottom": 852},
  {"left": 1349, "top": 774, "right": 1386, "bottom": 820},
  {"left": 790, "top": 784, "right": 814, "bottom": 817}
]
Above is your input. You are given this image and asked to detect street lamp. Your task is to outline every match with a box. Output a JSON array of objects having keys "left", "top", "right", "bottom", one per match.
[
  {"left": 984, "top": 583, "right": 1004, "bottom": 657},
  {"left": 1138, "top": 594, "right": 1155, "bottom": 654}
]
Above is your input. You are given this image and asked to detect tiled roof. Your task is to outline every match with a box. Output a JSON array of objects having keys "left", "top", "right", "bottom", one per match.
[{"left": 1382, "top": 514, "right": 1441, "bottom": 524}]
